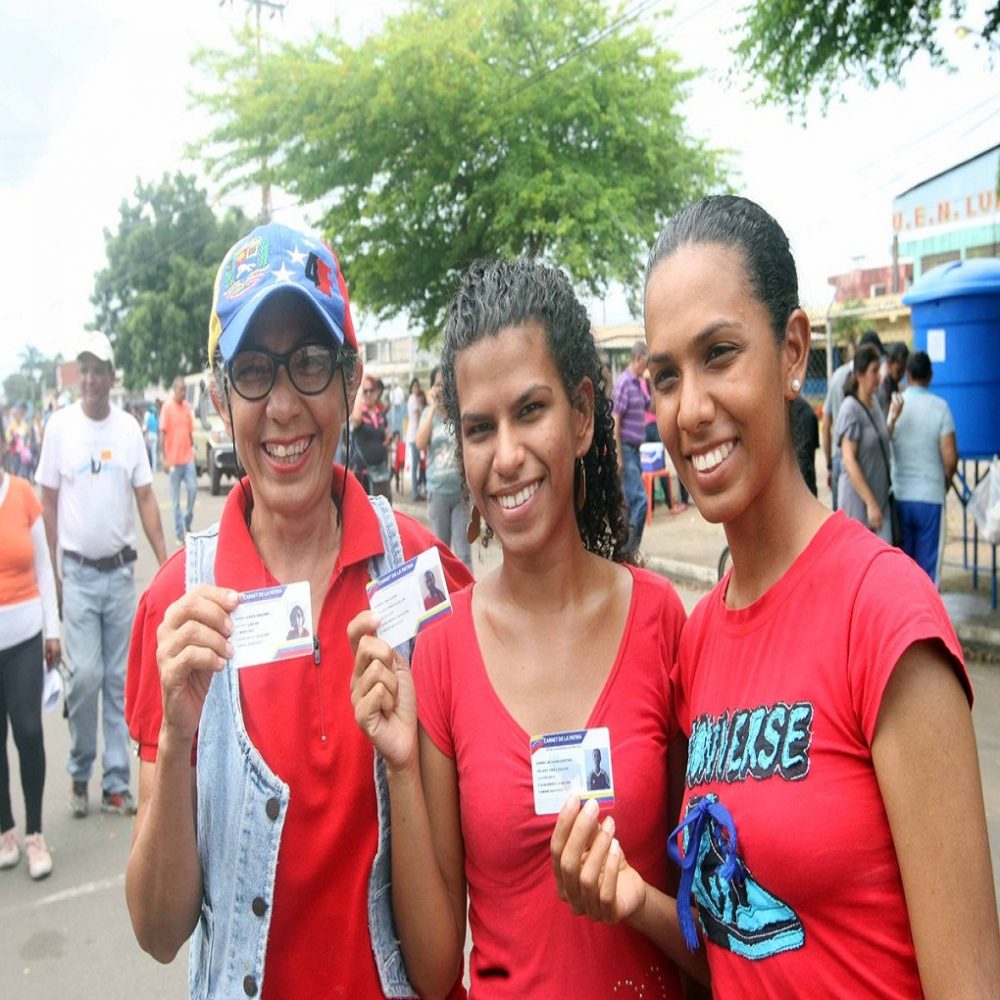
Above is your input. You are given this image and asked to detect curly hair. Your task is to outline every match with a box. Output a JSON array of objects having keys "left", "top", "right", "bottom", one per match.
[{"left": 440, "top": 257, "right": 632, "bottom": 562}]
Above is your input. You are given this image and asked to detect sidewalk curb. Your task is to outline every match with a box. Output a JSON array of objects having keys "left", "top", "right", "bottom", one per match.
[
  {"left": 955, "top": 622, "right": 1000, "bottom": 662},
  {"left": 643, "top": 555, "right": 717, "bottom": 591}
]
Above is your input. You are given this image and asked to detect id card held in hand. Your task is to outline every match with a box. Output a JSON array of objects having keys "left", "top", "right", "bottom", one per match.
[
  {"left": 366, "top": 547, "right": 453, "bottom": 649},
  {"left": 530, "top": 727, "right": 614, "bottom": 815},
  {"left": 230, "top": 581, "right": 314, "bottom": 669}
]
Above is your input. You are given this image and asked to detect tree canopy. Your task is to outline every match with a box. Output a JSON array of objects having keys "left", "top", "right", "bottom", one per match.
[
  {"left": 91, "top": 173, "right": 250, "bottom": 390},
  {"left": 2, "top": 347, "right": 60, "bottom": 407},
  {"left": 735, "top": 0, "right": 999, "bottom": 112},
  {"left": 191, "top": 0, "right": 727, "bottom": 334}
]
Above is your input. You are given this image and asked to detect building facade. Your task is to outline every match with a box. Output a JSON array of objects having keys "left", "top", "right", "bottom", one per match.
[{"left": 892, "top": 143, "right": 1000, "bottom": 281}]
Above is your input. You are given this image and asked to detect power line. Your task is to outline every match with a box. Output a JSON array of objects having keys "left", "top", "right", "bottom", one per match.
[
  {"left": 854, "top": 91, "right": 1000, "bottom": 177},
  {"left": 493, "top": 0, "right": 664, "bottom": 109}
]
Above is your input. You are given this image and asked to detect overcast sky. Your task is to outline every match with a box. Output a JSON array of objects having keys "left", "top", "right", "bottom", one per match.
[{"left": 2, "top": 0, "right": 997, "bottom": 384}]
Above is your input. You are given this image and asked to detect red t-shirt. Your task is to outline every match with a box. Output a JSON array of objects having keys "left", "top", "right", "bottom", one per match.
[
  {"left": 672, "top": 512, "right": 972, "bottom": 999},
  {"left": 413, "top": 566, "right": 687, "bottom": 999},
  {"left": 126, "top": 472, "right": 473, "bottom": 1000}
]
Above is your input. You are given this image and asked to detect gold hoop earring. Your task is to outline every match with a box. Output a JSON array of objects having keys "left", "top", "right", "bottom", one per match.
[
  {"left": 575, "top": 456, "right": 587, "bottom": 512},
  {"left": 466, "top": 505, "right": 482, "bottom": 545}
]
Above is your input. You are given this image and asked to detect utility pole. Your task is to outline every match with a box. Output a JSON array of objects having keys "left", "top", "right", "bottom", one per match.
[{"left": 223, "top": 0, "right": 286, "bottom": 223}]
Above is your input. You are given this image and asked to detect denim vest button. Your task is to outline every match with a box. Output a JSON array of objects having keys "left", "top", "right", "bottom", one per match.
[
  {"left": 265, "top": 797, "right": 280, "bottom": 820},
  {"left": 251, "top": 896, "right": 268, "bottom": 917},
  {"left": 243, "top": 974, "right": 258, "bottom": 996}
]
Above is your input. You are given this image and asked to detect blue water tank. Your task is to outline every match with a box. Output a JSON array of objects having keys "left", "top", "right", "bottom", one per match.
[{"left": 903, "top": 258, "right": 1000, "bottom": 459}]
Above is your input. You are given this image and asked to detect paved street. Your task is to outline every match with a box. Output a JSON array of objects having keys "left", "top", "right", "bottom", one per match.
[{"left": 1, "top": 470, "right": 998, "bottom": 998}]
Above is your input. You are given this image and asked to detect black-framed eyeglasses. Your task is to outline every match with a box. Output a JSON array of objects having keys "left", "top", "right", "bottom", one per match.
[{"left": 227, "top": 343, "right": 340, "bottom": 401}]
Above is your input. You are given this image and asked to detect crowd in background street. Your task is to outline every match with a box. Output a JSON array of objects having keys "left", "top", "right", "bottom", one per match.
[
  {"left": 822, "top": 329, "right": 959, "bottom": 583},
  {"left": 2, "top": 400, "right": 50, "bottom": 482}
]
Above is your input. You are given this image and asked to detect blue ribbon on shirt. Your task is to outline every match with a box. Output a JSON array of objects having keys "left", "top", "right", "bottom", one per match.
[{"left": 667, "top": 795, "right": 744, "bottom": 951}]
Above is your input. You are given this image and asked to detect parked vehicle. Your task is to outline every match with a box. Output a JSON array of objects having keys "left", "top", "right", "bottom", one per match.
[{"left": 184, "top": 374, "right": 237, "bottom": 495}]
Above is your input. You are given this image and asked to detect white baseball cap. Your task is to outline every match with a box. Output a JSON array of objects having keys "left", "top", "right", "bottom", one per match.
[{"left": 77, "top": 331, "right": 114, "bottom": 365}]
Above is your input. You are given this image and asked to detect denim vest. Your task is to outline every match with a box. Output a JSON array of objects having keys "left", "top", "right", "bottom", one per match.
[{"left": 185, "top": 495, "right": 415, "bottom": 999}]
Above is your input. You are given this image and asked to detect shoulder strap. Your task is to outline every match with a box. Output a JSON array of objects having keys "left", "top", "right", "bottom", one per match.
[
  {"left": 858, "top": 402, "right": 892, "bottom": 481},
  {"left": 366, "top": 495, "right": 414, "bottom": 661}
]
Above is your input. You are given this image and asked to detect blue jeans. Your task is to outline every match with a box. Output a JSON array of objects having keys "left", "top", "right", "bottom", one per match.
[
  {"left": 169, "top": 460, "right": 197, "bottom": 540},
  {"left": 898, "top": 499, "right": 943, "bottom": 583},
  {"left": 61, "top": 557, "right": 136, "bottom": 794},
  {"left": 428, "top": 490, "right": 472, "bottom": 570},
  {"left": 621, "top": 442, "right": 648, "bottom": 549}
]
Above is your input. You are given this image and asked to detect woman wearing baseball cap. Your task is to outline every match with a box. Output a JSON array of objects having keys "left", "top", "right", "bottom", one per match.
[{"left": 124, "top": 222, "right": 472, "bottom": 999}]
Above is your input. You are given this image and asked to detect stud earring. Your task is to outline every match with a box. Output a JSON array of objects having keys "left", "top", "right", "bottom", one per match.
[
  {"left": 575, "top": 456, "right": 587, "bottom": 512},
  {"left": 791, "top": 378, "right": 801, "bottom": 394},
  {"left": 466, "top": 505, "right": 482, "bottom": 545}
]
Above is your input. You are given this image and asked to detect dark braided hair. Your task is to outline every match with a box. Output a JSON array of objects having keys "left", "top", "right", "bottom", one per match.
[
  {"left": 440, "top": 257, "right": 632, "bottom": 563},
  {"left": 647, "top": 195, "right": 800, "bottom": 343}
]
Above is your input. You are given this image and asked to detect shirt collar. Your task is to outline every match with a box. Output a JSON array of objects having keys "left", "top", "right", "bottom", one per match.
[{"left": 213, "top": 467, "right": 386, "bottom": 589}]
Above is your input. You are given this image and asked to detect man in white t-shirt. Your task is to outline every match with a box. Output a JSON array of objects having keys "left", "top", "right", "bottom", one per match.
[{"left": 36, "top": 332, "right": 167, "bottom": 819}]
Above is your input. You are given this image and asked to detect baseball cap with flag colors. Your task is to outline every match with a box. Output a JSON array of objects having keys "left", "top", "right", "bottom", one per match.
[{"left": 208, "top": 222, "right": 358, "bottom": 363}]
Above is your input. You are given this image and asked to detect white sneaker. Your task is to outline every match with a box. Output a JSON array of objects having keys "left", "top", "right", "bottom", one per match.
[
  {"left": 24, "top": 833, "right": 53, "bottom": 880},
  {"left": 0, "top": 828, "right": 20, "bottom": 869}
]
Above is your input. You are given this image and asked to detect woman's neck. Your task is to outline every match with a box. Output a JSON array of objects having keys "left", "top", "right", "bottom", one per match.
[
  {"left": 250, "top": 501, "right": 341, "bottom": 580},
  {"left": 723, "top": 454, "right": 830, "bottom": 608},
  {"left": 856, "top": 386, "right": 874, "bottom": 409},
  {"left": 491, "top": 529, "right": 609, "bottom": 614}
]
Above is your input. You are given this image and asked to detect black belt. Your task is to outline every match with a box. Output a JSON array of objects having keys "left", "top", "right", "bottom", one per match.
[{"left": 64, "top": 547, "right": 137, "bottom": 572}]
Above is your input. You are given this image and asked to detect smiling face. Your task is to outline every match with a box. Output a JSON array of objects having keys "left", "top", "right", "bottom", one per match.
[
  {"left": 77, "top": 354, "right": 115, "bottom": 419},
  {"left": 644, "top": 242, "right": 808, "bottom": 528},
  {"left": 218, "top": 294, "right": 351, "bottom": 522},
  {"left": 454, "top": 322, "right": 593, "bottom": 558}
]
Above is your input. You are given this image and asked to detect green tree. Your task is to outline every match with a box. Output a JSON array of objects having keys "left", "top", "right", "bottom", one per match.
[
  {"left": 735, "top": 0, "right": 1000, "bottom": 113},
  {"left": 830, "top": 299, "right": 869, "bottom": 348},
  {"left": 3, "top": 373, "right": 33, "bottom": 406},
  {"left": 192, "top": 0, "right": 727, "bottom": 334},
  {"left": 37, "top": 354, "right": 61, "bottom": 396},
  {"left": 18, "top": 345, "right": 47, "bottom": 404},
  {"left": 92, "top": 173, "right": 251, "bottom": 390}
]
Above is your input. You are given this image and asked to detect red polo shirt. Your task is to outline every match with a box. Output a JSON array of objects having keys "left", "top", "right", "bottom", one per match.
[{"left": 126, "top": 470, "right": 472, "bottom": 999}]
